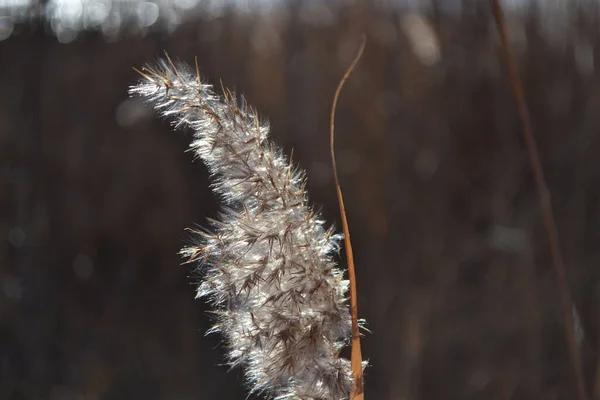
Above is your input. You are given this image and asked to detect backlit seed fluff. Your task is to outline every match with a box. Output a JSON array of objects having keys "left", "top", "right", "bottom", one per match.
[{"left": 129, "top": 58, "right": 358, "bottom": 399}]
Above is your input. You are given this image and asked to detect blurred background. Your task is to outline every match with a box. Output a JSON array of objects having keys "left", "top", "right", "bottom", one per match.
[{"left": 2, "top": 0, "right": 600, "bottom": 399}]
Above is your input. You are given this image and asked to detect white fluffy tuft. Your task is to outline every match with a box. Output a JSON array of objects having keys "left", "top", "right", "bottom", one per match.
[{"left": 129, "top": 58, "right": 355, "bottom": 400}]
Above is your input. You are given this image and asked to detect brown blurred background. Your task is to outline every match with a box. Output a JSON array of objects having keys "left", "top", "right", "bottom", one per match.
[{"left": 2, "top": 0, "right": 600, "bottom": 399}]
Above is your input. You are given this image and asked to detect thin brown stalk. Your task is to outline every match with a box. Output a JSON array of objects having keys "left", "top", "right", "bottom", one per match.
[
  {"left": 330, "top": 34, "right": 367, "bottom": 400},
  {"left": 490, "top": 2, "right": 588, "bottom": 400}
]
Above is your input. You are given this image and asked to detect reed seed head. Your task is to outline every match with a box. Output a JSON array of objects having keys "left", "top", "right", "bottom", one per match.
[{"left": 130, "top": 57, "right": 357, "bottom": 399}]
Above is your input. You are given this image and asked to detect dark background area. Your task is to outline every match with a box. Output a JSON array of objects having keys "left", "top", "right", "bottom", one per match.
[{"left": 3, "top": 0, "right": 600, "bottom": 399}]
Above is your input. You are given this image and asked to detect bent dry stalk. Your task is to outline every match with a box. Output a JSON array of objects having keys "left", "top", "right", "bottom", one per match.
[{"left": 129, "top": 57, "right": 364, "bottom": 399}]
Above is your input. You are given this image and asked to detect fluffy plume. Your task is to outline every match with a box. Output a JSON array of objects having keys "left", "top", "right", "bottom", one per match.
[{"left": 129, "top": 57, "right": 355, "bottom": 399}]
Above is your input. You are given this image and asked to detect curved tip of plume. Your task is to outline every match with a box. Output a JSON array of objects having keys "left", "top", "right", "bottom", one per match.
[{"left": 130, "top": 57, "right": 365, "bottom": 399}]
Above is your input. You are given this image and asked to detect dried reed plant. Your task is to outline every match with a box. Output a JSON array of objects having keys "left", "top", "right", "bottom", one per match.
[{"left": 129, "top": 55, "right": 365, "bottom": 400}]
